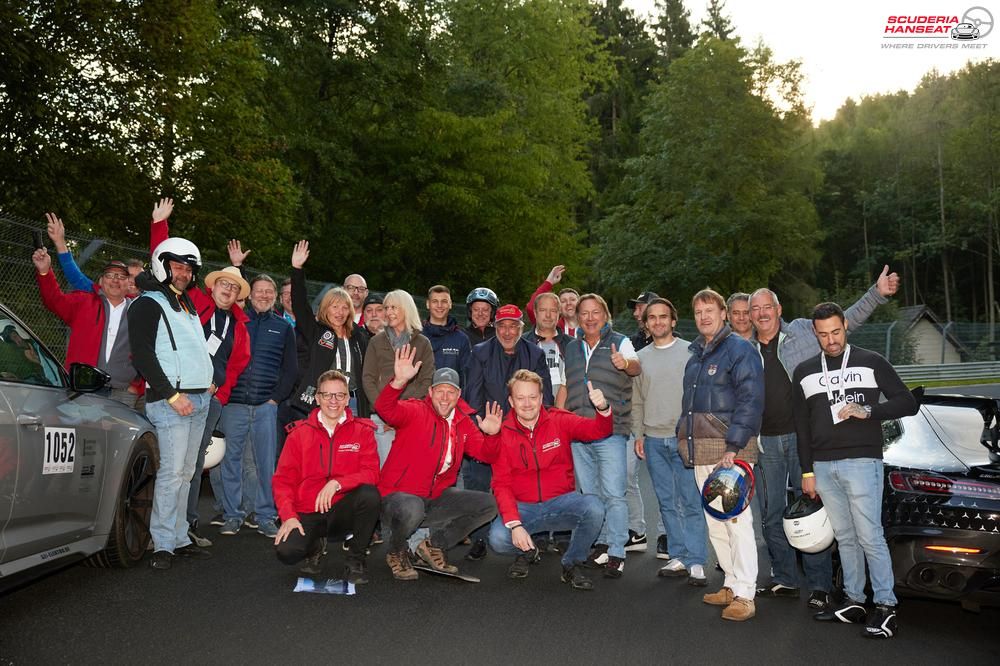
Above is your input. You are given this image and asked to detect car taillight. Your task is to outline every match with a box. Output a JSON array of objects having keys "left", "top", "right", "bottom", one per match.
[
  {"left": 889, "top": 470, "right": 1000, "bottom": 500},
  {"left": 924, "top": 545, "right": 983, "bottom": 554}
]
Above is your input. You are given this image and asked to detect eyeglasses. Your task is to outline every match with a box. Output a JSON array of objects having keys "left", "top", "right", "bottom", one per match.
[
  {"left": 344, "top": 285, "right": 368, "bottom": 294},
  {"left": 750, "top": 304, "right": 776, "bottom": 313},
  {"left": 316, "top": 391, "right": 349, "bottom": 402},
  {"left": 102, "top": 272, "right": 128, "bottom": 281},
  {"left": 215, "top": 279, "right": 240, "bottom": 292}
]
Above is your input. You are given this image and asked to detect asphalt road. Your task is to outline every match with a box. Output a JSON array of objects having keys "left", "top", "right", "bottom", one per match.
[{"left": 2, "top": 467, "right": 998, "bottom": 665}]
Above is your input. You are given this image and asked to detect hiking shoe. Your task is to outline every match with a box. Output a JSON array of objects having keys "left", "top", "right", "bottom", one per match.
[
  {"left": 416, "top": 539, "right": 458, "bottom": 574},
  {"left": 187, "top": 525, "right": 213, "bottom": 548},
  {"left": 209, "top": 513, "right": 225, "bottom": 527},
  {"left": 658, "top": 559, "right": 687, "bottom": 578},
  {"left": 688, "top": 564, "right": 707, "bottom": 587},
  {"left": 862, "top": 604, "right": 897, "bottom": 639},
  {"left": 345, "top": 557, "right": 370, "bottom": 585},
  {"left": 656, "top": 534, "right": 670, "bottom": 560},
  {"left": 465, "top": 538, "right": 487, "bottom": 561},
  {"left": 808, "top": 590, "right": 831, "bottom": 611},
  {"left": 561, "top": 564, "right": 594, "bottom": 591},
  {"left": 175, "top": 544, "right": 212, "bottom": 560},
  {"left": 257, "top": 519, "right": 279, "bottom": 538},
  {"left": 624, "top": 530, "right": 648, "bottom": 553},
  {"left": 243, "top": 513, "right": 259, "bottom": 530},
  {"left": 603, "top": 556, "right": 625, "bottom": 578},
  {"left": 703, "top": 587, "right": 735, "bottom": 606},
  {"left": 722, "top": 597, "right": 756, "bottom": 621},
  {"left": 584, "top": 544, "right": 610, "bottom": 569},
  {"left": 386, "top": 550, "right": 418, "bottom": 581},
  {"left": 507, "top": 547, "right": 540, "bottom": 579},
  {"left": 814, "top": 598, "right": 868, "bottom": 623},
  {"left": 220, "top": 518, "right": 241, "bottom": 536},
  {"left": 150, "top": 550, "right": 173, "bottom": 570},
  {"left": 757, "top": 582, "right": 800, "bottom": 598}
]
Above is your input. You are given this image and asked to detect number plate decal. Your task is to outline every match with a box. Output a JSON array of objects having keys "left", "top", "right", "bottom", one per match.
[{"left": 43, "top": 427, "right": 76, "bottom": 474}]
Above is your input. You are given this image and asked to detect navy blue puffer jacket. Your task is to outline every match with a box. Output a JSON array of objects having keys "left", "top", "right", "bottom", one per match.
[{"left": 229, "top": 308, "right": 299, "bottom": 406}]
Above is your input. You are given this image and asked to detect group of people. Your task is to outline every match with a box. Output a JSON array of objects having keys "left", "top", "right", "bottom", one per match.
[{"left": 31, "top": 202, "right": 917, "bottom": 640}]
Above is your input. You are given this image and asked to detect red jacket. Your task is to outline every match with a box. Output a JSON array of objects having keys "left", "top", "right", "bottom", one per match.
[
  {"left": 375, "top": 382, "right": 498, "bottom": 499},
  {"left": 272, "top": 408, "right": 380, "bottom": 522},
  {"left": 35, "top": 269, "right": 144, "bottom": 393},
  {"left": 150, "top": 219, "right": 250, "bottom": 405},
  {"left": 488, "top": 407, "right": 612, "bottom": 524},
  {"left": 525, "top": 279, "right": 574, "bottom": 337}
]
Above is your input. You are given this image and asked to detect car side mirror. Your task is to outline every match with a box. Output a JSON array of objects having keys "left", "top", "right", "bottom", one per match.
[{"left": 68, "top": 363, "right": 111, "bottom": 393}]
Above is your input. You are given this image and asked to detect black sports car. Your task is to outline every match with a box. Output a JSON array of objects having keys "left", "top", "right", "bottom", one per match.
[{"left": 881, "top": 392, "right": 1000, "bottom": 611}]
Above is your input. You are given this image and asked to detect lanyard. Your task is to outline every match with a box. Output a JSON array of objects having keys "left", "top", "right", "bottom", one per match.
[
  {"left": 820, "top": 344, "right": 851, "bottom": 404},
  {"left": 209, "top": 310, "right": 231, "bottom": 340}
]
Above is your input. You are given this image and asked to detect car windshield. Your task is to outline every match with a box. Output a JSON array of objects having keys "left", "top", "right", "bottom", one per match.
[{"left": 883, "top": 403, "right": 991, "bottom": 472}]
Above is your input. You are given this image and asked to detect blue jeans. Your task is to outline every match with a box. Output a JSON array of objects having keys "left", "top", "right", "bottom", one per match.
[
  {"left": 209, "top": 442, "right": 256, "bottom": 515},
  {"left": 626, "top": 435, "right": 646, "bottom": 534},
  {"left": 145, "top": 393, "right": 210, "bottom": 553},
  {"left": 220, "top": 401, "right": 278, "bottom": 523},
  {"left": 488, "top": 492, "right": 605, "bottom": 567},
  {"left": 571, "top": 434, "right": 627, "bottom": 558},
  {"left": 814, "top": 458, "right": 897, "bottom": 606},
  {"left": 644, "top": 436, "right": 706, "bottom": 566},
  {"left": 187, "top": 396, "right": 223, "bottom": 525},
  {"left": 759, "top": 433, "right": 832, "bottom": 592}
]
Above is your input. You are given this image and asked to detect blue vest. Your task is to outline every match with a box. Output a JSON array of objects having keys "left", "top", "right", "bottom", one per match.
[{"left": 141, "top": 290, "right": 213, "bottom": 390}]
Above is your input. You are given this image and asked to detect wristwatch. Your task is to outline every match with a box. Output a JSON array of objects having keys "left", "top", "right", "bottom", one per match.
[{"left": 862, "top": 405, "right": 872, "bottom": 418}]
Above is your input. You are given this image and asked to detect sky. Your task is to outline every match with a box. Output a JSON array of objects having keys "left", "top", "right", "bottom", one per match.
[{"left": 625, "top": 0, "right": 996, "bottom": 123}]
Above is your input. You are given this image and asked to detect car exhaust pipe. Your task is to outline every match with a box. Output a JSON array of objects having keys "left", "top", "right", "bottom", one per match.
[
  {"left": 917, "top": 567, "right": 937, "bottom": 585},
  {"left": 943, "top": 570, "right": 967, "bottom": 591}
]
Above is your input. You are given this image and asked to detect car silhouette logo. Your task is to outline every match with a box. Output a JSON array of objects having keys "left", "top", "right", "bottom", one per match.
[{"left": 951, "top": 22, "right": 981, "bottom": 39}]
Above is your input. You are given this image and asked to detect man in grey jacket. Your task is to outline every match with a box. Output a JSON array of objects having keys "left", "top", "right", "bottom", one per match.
[{"left": 748, "top": 265, "right": 900, "bottom": 610}]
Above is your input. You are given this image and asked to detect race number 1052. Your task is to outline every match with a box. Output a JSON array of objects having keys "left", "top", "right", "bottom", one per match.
[{"left": 43, "top": 427, "right": 76, "bottom": 474}]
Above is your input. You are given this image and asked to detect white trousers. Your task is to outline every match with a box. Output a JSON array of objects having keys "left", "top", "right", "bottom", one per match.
[{"left": 695, "top": 464, "right": 758, "bottom": 600}]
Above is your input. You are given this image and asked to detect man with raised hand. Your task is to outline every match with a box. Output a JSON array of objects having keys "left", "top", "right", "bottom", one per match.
[
  {"left": 375, "top": 346, "right": 499, "bottom": 581},
  {"left": 526, "top": 264, "right": 578, "bottom": 337},
  {"left": 487, "top": 370, "right": 611, "bottom": 590}
]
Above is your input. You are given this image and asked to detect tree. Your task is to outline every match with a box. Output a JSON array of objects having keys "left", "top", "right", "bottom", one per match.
[
  {"left": 701, "top": 0, "right": 735, "bottom": 41},
  {"left": 653, "top": 0, "right": 696, "bottom": 67}
]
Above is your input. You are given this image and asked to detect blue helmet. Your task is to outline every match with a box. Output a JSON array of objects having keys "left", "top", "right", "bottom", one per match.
[{"left": 701, "top": 459, "right": 755, "bottom": 520}]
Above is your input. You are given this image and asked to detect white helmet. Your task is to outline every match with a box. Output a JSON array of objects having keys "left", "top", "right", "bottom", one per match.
[
  {"left": 783, "top": 494, "right": 835, "bottom": 553},
  {"left": 150, "top": 237, "right": 201, "bottom": 286},
  {"left": 203, "top": 434, "right": 225, "bottom": 469}
]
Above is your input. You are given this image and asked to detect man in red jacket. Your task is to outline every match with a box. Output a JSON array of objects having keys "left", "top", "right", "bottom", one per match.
[
  {"left": 376, "top": 346, "right": 501, "bottom": 581},
  {"left": 487, "top": 370, "right": 612, "bottom": 590},
  {"left": 272, "top": 370, "right": 380, "bottom": 584}
]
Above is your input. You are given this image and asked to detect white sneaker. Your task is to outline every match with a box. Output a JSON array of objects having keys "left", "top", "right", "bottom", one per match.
[
  {"left": 688, "top": 564, "right": 707, "bottom": 587},
  {"left": 657, "top": 559, "right": 687, "bottom": 577}
]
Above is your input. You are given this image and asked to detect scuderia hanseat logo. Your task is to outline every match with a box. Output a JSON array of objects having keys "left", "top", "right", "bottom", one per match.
[{"left": 882, "top": 6, "right": 993, "bottom": 47}]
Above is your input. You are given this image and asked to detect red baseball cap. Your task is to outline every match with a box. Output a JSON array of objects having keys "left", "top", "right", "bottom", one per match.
[{"left": 495, "top": 304, "right": 523, "bottom": 323}]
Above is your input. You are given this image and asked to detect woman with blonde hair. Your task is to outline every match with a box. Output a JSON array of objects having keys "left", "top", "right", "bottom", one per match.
[
  {"left": 363, "top": 288, "right": 435, "bottom": 464},
  {"left": 289, "top": 241, "right": 370, "bottom": 419}
]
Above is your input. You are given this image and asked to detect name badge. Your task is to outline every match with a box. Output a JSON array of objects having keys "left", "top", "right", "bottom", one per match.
[
  {"left": 206, "top": 334, "right": 223, "bottom": 356},
  {"left": 830, "top": 399, "right": 847, "bottom": 425}
]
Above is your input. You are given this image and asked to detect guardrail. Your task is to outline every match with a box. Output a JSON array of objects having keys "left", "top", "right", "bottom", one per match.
[{"left": 894, "top": 361, "right": 1000, "bottom": 383}]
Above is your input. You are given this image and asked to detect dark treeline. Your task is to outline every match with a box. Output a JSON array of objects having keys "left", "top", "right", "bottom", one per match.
[{"left": 2, "top": 1, "right": 996, "bottom": 322}]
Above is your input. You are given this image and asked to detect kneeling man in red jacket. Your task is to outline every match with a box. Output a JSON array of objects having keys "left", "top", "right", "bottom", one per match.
[
  {"left": 273, "top": 370, "right": 381, "bottom": 584},
  {"left": 487, "top": 370, "right": 612, "bottom": 590},
  {"left": 376, "top": 346, "right": 501, "bottom": 580}
]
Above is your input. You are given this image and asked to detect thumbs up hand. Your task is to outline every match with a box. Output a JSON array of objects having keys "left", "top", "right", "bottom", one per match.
[{"left": 587, "top": 381, "right": 609, "bottom": 413}]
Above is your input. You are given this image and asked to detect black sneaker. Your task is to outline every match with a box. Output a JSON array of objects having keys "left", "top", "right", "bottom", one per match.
[
  {"left": 656, "top": 534, "right": 670, "bottom": 560},
  {"left": 187, "top": 524, "right": 213, "bottom": 548},
  {"left": 175, "top": 544, "right": 212, "bottom": 560},
  {"left": 808, "top": 590, "right": 831, "bottom": 611},
  {"left": 149, "top": 550, "right": 173, "bottom": 570},
  {"left": 342, "top": 537, "right": 371, "bottom": 556},
  {"left": 862, "top": 604, "right": 897, "bottom": 639},
  {"left": 814, "top": 598, "right": 867, "bottom": 623},
  {"left": 603, "top": 556, "right": 625, "bottom": 578},
  {"left": 209, "top": 513, "right": 225, "bottom": 527},
  {"left": 507, "top": 547, "right": 540, "bottom": 579},
  {"left": 344, "top": 558, "right": 370, "bottom": 585},
  {"left": 243, "top": 513, "right": 259, "bottom": 530},
  {"left": 584, "top": 544, "right": 610, "bottom": 569},
  {"left": 561, "top": 564, "right": 594, "bottom": 591},
  {"left": 299, "top": 540, "right": 325, "bottom": 576},
  {"left": 624, "top": 530, "right": 648, "bottom": 553},
  {"left": 465, "top": 538, "right": 488, "bottom": 561},
  {"left": 756, "top": 582, "right": 800, "bottom": 598}
]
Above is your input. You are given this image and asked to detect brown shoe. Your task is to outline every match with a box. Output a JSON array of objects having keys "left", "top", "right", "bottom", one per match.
[
  {"left": 416, "top": 539, "right": 458, "bottom": 574},
  {"left": 386, "top": 550, "right": 419, "bottom": 581},
  {"left": 703, "top": 587, "right": 735, "bottom": 606},
  {"left": 722, "top": 597, "right": 756, "bottom": 621}
]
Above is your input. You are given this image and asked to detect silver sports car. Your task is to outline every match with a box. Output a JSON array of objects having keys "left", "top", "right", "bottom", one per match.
[{"left": 0, "top": 302, "right": 158, "bottom": 590}]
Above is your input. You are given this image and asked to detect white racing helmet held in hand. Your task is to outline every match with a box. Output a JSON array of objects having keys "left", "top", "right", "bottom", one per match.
[
  {"left": 203, "top": 432, "right": 225, "bottom": 470},
  {"left": 783, "top": 494, "right": 835, "bottom": 553},
  {"left": 150, "top": 237, "right": 202, "bottom": 287}
]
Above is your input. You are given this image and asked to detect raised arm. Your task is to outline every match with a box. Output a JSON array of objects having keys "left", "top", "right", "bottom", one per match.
[{"left": 46, "top": 214, "right": 93, "bottom": 292}]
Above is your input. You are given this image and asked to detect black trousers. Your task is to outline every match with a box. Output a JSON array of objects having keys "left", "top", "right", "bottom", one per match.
[
  {"left": 275, "top": 485, "right": 381, "bottom": 565},
  {"left": 381, "top": 487, "right": 497, "bottom": 553}
]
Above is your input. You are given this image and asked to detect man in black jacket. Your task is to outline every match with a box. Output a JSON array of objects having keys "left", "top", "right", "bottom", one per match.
[{"left": 794, "top": 302, "right": 918, "bottom": 639}]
